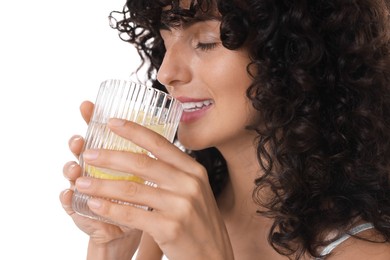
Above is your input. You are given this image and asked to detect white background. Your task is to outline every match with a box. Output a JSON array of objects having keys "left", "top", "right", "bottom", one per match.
[{"left": 0, "top": 0, "right": 144, "bottom": 259}]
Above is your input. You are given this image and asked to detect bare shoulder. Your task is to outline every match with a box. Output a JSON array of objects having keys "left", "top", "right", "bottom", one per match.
[{"left": 328, "top": 228, "right": 390, "bottom": 260}]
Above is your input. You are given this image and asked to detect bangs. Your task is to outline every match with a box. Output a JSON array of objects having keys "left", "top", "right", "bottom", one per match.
[{"left": 159, "top": 0, "right": 220, "bottom": 28}]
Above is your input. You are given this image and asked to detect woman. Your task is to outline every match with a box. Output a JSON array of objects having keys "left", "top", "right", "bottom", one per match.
[{"left": 60, "top": 0, "right": 390, "bottom": 259}]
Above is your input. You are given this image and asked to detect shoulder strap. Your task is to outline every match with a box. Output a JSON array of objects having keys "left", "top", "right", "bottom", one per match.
[{"left": 316, "top": 223, "right": 374, "bottom": 259}]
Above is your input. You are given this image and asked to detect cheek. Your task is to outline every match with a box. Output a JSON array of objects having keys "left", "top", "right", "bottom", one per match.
[
  {"left": 213, "top": 70, "right": 252, "bottom": 103},
  {"left": 165, "top": 85, "right": 174, "bottom": 94},
  {"left": 226, "top": 99, "right": 256, "bottom": 128}
]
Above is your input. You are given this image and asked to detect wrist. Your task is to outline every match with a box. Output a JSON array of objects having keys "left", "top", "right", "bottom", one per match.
[{"left": 87, "top": 232, "right": 142, "bottom": 260}]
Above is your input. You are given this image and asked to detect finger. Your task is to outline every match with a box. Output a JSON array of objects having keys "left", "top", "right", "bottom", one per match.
[
  {"left": 68, "top": 135, "right": 84, "bottom": 158},
  {"left": 60, "top": 189, "right": 76, "bottom": 216},
  {"left": 80, "top": 150, "right": 213, "bottom": 215},
  {"left": 81, "top": 149, "right": 186, "bottom": 190},
  {"left": 107, "top": 119, "right": 204, "bottom": 177},
  {"left": 85, "top": 196, "right": 166, "bottom": 236},
  {"left": 75, "top": 176, "right": 175, "bottom": 211},
  {"left": 80, "top": 101, "right": 94, "bottom": 124},
  {"left": 63, "top": 161, "right": 82, "bottom": 186},
  {"left": 60, "top": 188, "right": 121, "bottom": 236}
]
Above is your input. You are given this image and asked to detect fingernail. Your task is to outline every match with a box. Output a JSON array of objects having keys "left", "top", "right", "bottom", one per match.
[
  {"left": 76, "top": 178, "right": 92, "bottom": 189},
  {"left": 88, "top": 198, "right": 102, "bottom": 209},
  {"left": 60, "top": 189, "right": 71, "bottom": 200},
  {"left": 108, "top": 118, "right": 125, "bottom": 126},
  {"left": 66, "top": 161, "right": 77, "bottom": 172},
  {"left": 83, "top": 150, "right": 99, "bottom": 160},
  {"left": 71, "top": 135, "right": 83, "bottom": 142},
  {"left": 63, "top": 161, "right": 77, "bottom": 180},
  {"left": 69, "top": 135, "right": 83, "bottom": 146}
]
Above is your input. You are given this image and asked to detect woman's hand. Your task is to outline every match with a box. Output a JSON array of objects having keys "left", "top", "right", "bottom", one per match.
[
  {"left": 59, "top": 101, "right": 142, "bottom": 260},
  {"left": 74, "top": 118, "right": 234, "bottom": 260}
]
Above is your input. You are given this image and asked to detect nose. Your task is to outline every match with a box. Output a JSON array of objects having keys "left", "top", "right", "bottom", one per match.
[{"left": 157, "top": 46, "right": 191, "bottom": 88}]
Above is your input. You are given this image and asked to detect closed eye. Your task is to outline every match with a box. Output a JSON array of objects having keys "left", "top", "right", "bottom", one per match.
[{"left": 195, "top": 42, "right": 219, "bottom": 51}]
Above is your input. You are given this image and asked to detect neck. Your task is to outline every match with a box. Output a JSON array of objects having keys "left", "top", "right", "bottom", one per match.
[
  {"left": 216, "top": 135, "right": 287, "bottom": 260},
  {"left": 216, "top": 133, "right": 260, "bottom": 217}
]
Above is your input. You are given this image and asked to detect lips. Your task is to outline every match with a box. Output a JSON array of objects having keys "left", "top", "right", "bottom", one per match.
[
  {"left": 182, "top": 100, "right": 214, "bottom": 112},
  {"left": 176, "top": 97, "right": 214, "bottom": 123}
]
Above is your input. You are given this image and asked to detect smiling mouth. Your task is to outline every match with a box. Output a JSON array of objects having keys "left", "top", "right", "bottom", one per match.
[{"left": 182, "top": 100, "right": 214, "bottom": 112}]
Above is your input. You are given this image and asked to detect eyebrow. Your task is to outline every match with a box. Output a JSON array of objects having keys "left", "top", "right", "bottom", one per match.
[{"left": 159, "top": 15, "right": 221, "bottom": 30}]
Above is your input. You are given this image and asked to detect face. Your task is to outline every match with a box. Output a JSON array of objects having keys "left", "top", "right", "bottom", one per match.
[{"left": 157, "top": 19, "right": 257, "bottom": 151}]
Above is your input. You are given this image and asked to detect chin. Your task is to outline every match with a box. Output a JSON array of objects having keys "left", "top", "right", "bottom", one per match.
[{"left": 176, "top": 134, "right": 210, "bottom": 152}]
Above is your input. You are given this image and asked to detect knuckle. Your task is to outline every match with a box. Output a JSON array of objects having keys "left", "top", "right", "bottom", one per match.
[
  {"left": 176, "top": 196, "right": 194, "bottom": 217},
  {"left": 123, "top": 181, "right": 138, "bottom": 197},
  {"left": 122, "top": 208, "right": 132, "bottom": 222},
  {"left": 193, "top": 164, "right": 208, "bottom": 180},
  {"left": 164, "top": 219, "right": 183, "bottom": 243},
  {"left": 122, "top": 207, "right": 136, "bottom": 226},
  {"left": 99, "top": 201, "right": 122, "bottom": 223},
  {"left": 95, "top": 199, "right": 109, "bottom": 215},
  {"left": 151, "top": 133, "right": 170, "bottom": 149},
  {"left": 186, "top": 177, "right": 203, "bottom": 198},
  {"left": 133, "top": 153, "right": 150, "bottom": 170}
]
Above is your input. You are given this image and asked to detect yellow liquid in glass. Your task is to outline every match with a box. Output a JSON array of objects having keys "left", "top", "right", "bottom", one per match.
[
  {"left": 85, "top": 112, "right": 168, "bottom": 182},
  {"left": 86, "top": 165, "right": 145, "bottom": 182}
]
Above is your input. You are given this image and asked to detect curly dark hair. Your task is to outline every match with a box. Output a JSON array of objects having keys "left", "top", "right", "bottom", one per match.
[{"left": 109, "top": 0, "right": 390, "bottom": 258}]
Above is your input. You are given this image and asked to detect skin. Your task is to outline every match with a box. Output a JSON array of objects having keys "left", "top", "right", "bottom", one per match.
[
  {"left": 60, "top": 19, "right": 267, "bottom": 259},
  {"left": 158, "top": 21, "right": 258, "bottom": 151},
  {"left": 60, "top": 102, "right": 143, "bottom": 260},
  {"left": 60, "top": 16, "right": 390, "bottom": 260}
]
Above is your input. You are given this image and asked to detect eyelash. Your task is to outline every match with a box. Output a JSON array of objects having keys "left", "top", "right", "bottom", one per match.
[{"left": 195, "top": 42, "right": 219, "bottom": 51}]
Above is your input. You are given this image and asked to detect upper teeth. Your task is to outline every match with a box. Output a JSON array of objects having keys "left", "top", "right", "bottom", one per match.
[{"left": 182, "top": 100, "right": 213, "bottom": 111}]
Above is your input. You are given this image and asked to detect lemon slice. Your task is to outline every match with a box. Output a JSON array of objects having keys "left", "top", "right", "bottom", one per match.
[{"left": 86, "top": 165, "right": 145, "bottom": 183}]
